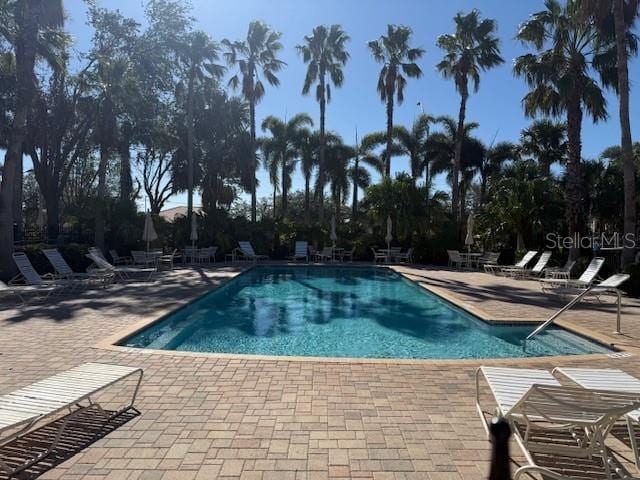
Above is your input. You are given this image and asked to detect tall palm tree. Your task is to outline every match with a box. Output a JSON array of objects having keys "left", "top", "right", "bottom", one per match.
[
  {"left": 579, "top": 0, "right": 639, "bottom": 265},
  {"left": 368, "top": 25, "right": 424, "bottom": 178},
  {"left": 179, "top": 30, "right": 224, "bottom": 228},
  {"left": 0, "top": 0, "right": 65, "bottom": 276},
  {"left": 519, "top": 119, "right": 566, "bottom": 177},
  {"left": 261, "top": 113, "right": 313, "bottom": 217},
  {"left": 297, "top": 24, "right": 350, "bottom": 223},
  {"left": 324, "top": 139, "right": 355, "bottom": 221},
  {"left": 514, "top": 0, "right": 611, "bottom": 259},
  {"left": 479, "top": 141, "right": 519, "bottom": 205},
  {"left": 436, "top": 10, "right": 503, "bottom": 221},
  {"left": 260, "top": 138, "right": 280, "bottom": 217},
  {"left": 223, "top": 21, "right": 285, "bottom": 223},
  {"left": 392, "top": 114, "right": 435, "bottom": 184}
]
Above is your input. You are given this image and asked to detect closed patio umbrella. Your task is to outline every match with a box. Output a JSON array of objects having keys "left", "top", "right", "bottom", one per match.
[
  {"left": 142, "top": 211, "right": 158, "bottom": 252},
  {"left": 465, "top": 214, "right": 475, "bottom": 251},
  {"left": 330, "top": 215, "right": 337, "bottom": 247},
  {"left": 385, "top": 216, "right": 393, "bottom": 261}
]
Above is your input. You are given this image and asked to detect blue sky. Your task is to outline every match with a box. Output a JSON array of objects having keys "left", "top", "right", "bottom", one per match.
[{"left": 62, "top": 0, "right": 640, "bottom": 210}]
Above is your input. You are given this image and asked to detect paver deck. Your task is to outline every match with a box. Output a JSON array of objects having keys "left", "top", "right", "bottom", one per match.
[{"left": 1, "top": 264, "right": 640, "bottom": 479}]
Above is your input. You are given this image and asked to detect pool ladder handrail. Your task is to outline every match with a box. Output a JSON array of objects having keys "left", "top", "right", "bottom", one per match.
[{"left": 525, "top": 274, "right": 629, "bottom": 342}]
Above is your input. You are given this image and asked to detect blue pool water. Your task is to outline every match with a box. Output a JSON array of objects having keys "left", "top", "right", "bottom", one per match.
[{"left": 122, "top": 266, "right": 614, "bottom": 359}]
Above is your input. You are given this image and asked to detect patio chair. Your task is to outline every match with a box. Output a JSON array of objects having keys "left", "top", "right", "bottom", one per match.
[
  {"left": 288, "top": 241, "right": 309, "bottom": 262},
  {"left": 0, "top": 362, "right": 143, "bottom": 478},
  {"left": 544, "top": 259, "right": 576, "bottom": 280},
  {"left": 476, "top": 366, "right": 640, "bottom": 480},
  {"left": 86, "top": 252, "right": 155, "bottom": 282},
  {"left": 194, "top": 246, "right": 217, "bottom": 264},
  {"left": 394, "top": 248, "right": 413, "bottom": 264},
  {"left": 553, "top": 367, "right": 640, "bottom": 469},
  {"left": 42, "top": 248, "right": 112, "bottom": 288},
  {"left": 497, "top": 250, "right": 537, "bottom": 276},
  {"left": 478, "top": 252, "right": 500, "bottom": 272},
  {"left": 316, "top": 247, "right": 333, "bottom": 262},
  {"left": 9, "top": 253, "right": 69, "bottom": 294},
  {"left": 109, "top": 249, "right": 132, "bottom": 265},
  {"left": 447, "top": 250, "right": 470, "bottom": 270},
  {"left": 340, "top": 246, "right": 356, "bottom": 262},
  {"left": 183, "top": 246, "right": 197, "bottom": 264},
  {"left": 236, "top": 241, "right": 269, "bottom": 262},
  {"left": 159, "top": 249, "right": 179, "bottom": 269},
  {"left": 540, "top": 257, "right": 605, "bottom": 292},
  {"left": 131, "top": 250, "right": 158, "bottom": 268},
  {"left": 370, "top": 247, "right": 386, "bottom": 264},
  {"left": 503, "top": 251, "right": 552, "bottom": 279}
]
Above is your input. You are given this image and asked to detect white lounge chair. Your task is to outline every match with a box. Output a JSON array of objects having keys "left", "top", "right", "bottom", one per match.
[
  {"left": 540, "top": 257, "right": 605, "bottom": 292},
  {"left": 0, "top": 363, "right": 143, "bottom": 477},
  {"left": 86, "top": 252, "right": 155, "bottom": 282},
  {"left": 477, "top": 366, "right": 640, "bottom": 480},
  {"left": 42, "top": 248, "right": 111, "bottom": 288},
  {"left": 554, "top": 368, "right": 640, "bottom": 469},
  {"left": 0, "top": 280, "right": 57, "bottom": 305},
  {"left": 236, "top": 241, "right": 268, "bottom": 262},
  {"left": 288, "top": 241, "right": 309, "bottom": 262},
  {"left": 503, "top": 251, "right": 552, "bottom": 278},
  {"left": 9, "top": 253, "right": 69, "bottom": 293},
  {"left": 497, "top": 250, "right": 537, "bottom": 275}
]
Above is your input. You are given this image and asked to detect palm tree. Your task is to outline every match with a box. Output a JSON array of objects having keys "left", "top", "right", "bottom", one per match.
[
  {"left": 519, "top": 119, "right": 566, "bottom": 177},
  {"left": 261, "top": 113, "right": 313, "bottom": 217},
  {"left": 514, "top": 0, "right": 611, "bottom": 259},
  {"left": 368, "top": 25, "right": 424, "bottom": 178},
  {"left": 260, "top": 138, "right": 280, "bottom": 217},
  {"left": 479, "top": 141, "right": 519, "bottom": 205},
  {"left": 392, "top": 114, "right": 435, "bottom": 184},
  {"left": 223, "top": 21, "right": 285, "bottom": 223},
  {"left": 179, "top": 31, "right": 224, "bottom": 228},
  {"left": 0, "top": 0, "right": 65, "bottom": 276},
  {"left": 579, "top": 0, "right": 639, "bottom": 265},
  {"left": 436, "top": 10, "right": 503, "bottom": 221},
  {"left": 296, "top": 128, "right": 320, "bottom": 224},
  {"left": 324, "top": 139, "right": 355, "bottom": 221},
  {"left": 297, "top": 24, "right": 350, "bottom": 223},
  {"left": 352, "top": 131, "right": 384, "bottom": 220}
]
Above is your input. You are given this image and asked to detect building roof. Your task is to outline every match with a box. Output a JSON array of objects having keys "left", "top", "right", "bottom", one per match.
[{"left": 158, "top": 206, "right": 202, "bottom": 223}]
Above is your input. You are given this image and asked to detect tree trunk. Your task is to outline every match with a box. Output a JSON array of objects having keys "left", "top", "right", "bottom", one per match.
[
  {"left": 304, "top": 175, "right": 310, "bottom": 225},
  {"left": 0, "top": 4, "right": 40, "bottom": 277},
  {"left": 249, "top": 97, "right": 257, "bottom": 223},
  {"left": 44, "top": 182, "right": 60, "bottom": 240},
  {"left": 186, "top": 66, "right": 195, "bottom": 227},
  {"left": 539, "top": 159, "right": 551, "bottom": 177},
  {"left": 119, "top": 137, "right": 133, "bottom": 202},
  {"left": 453, "top": 89, "right": 467, "bottom": 222},
  {"left": 94, "top": 144, "right": 109, "bottom": 251},
  {"left": 281, "top": 153, "right": 287, "bottom": 217},
  {"left": 318, "top": 74, "right": 326, "bottom": 223},
  {"left": 352, "top": 156, "right": 359, "bottom": 221},
  {"left": 565, "top": 99, "right": 584, "bottom": 261},
  {"left": 614, "top": 0, "right": 636, "bottom": 266},
  {"left": 384, "top": 85, "right": 394, "bottom": 178},
  {"left": 12, "top": 160, "right": 23, "bottom": 235},
  {"left": 273, "top": 184, "right": 277, "bottom": 218}
]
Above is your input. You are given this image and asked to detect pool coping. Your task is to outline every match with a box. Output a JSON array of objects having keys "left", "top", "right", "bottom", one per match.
[{"left": 95, "top": 263, "right": 638, "bottom": 365}]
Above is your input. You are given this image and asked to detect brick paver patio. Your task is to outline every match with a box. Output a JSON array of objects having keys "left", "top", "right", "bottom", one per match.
[{"left": 1, "top": 264, "right": 640, "bottom": 479}]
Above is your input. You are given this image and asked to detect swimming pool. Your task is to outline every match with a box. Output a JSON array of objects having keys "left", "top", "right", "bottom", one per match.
[{"left": 121, "top": 266, "right": 614, "bottom": 359}]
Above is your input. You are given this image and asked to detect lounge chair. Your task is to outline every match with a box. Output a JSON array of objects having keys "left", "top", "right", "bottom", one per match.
[
  {"left": 42, "top": 248, "right": 112, "bottom": 288},
  {"left": 9, "top": 253, "right": 69, "bottom": 293},
  {"left": 540, "top": 257, "right": 605, "bottom": 292},
  {"left": 109, "top": 249, "right": 132, "bottom": 265},
  {"left": 235, "top": 241, "right": 268, "bottom": 262},
  {"left": 371, "top": 247, "right": 387, "bottom": 264},
  {"left": 0, "top": 362, "right": 143, "bottom": 477},
  {"left": 0, "top": 280, "right": 58, "bottom": 305},
  {"left": 447, "top": 250, "right": 470, "bottom": 270},
  {"left": 86, "top": 252, "right": 155, "bottom": 282},
  {"left": 554, "top": 367, "right": 640, "bottom": 469},
  {"left": 316, "top": 247, "right": 333, "bottom": 262},
  {"left": 340, "top": 247, "right": 356, "bottom": 262},
  {"left": 477, "top": 366, "right": 640, "bottom": 480},
  {"left": 288, "top": 241, "right": 309, "bottom": 262},
  {"left": 503, "top": 251, "right": 552, "bottom": 279},
  {"left": 497, "top": 250, "right": 537, "bottom": 276}
]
